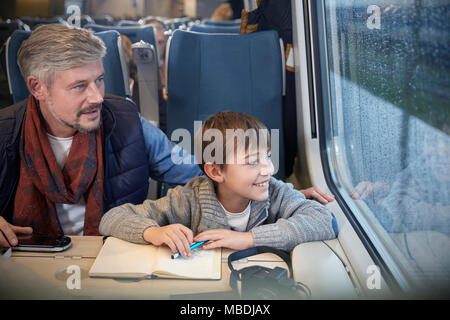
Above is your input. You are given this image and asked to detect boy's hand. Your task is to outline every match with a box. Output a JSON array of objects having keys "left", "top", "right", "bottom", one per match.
[
  {"left": 143, "top": 224, "right": 194, "bottom": 257},
  {"left": 194, "top": 229, "right": 254, "bottom": 251}
]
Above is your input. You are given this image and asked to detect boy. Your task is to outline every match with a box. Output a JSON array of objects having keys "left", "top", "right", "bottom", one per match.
[{"left": 99, "top": 112, "right": 338, "bottom": 257}]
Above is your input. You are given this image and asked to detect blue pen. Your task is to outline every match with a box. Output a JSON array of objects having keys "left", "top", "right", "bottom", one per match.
[{"left": 171, "top": 240, "right": 209, "bottom": 259}]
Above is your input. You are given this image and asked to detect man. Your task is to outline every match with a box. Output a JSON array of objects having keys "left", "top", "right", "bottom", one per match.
[
  {"left": 0, "top": 24, "right": 333, "bottom": 247},
  {"left": 0, "top": 24, "right": 202, "bottom": 246}
]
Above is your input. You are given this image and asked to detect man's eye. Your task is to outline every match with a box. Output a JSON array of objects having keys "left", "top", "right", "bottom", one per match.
[{"left": 96, "top": 77, "right": 104, "bottom": 84}]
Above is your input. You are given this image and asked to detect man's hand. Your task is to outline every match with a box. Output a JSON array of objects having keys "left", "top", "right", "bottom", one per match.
[
  {"left": 0, "top": 216, "right": 33, "bottom": 247},
  {"left": 143, "top": 224, "right": 194, "bottom": 257},
  {"left": 300, "top": 186, "right": 335, "bottom": 204},
  {"left": 194, "top": 229, "right": 254, "bottom": 251}
]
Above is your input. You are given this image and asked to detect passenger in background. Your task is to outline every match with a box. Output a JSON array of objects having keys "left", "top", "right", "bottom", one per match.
[
  {"left": 99, "top": 112, "right": 338, "bottom": 256},
  {"left": 210, "top": 0, "right": 243, "bottom": 21},
  {"left": 210, "top": 3, "right": 233, "bottom": 21},
  {"left": 0, "top": 24, "right": 202, "bottom": 247},
  {"left": 119, "top": 35, "right": 137, "bottom": 98}
]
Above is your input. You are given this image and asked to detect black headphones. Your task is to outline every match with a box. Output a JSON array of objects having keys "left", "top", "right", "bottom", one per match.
[{"left": 228, "top": 246, "right": 311, "bottom": 299}]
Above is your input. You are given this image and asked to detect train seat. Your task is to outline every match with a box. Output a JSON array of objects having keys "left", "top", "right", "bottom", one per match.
[
  {"left": 203, "top": 19, "right": 241, "bottom": 26},
  {"left": 189, "top": 24, "right": 240, "bottom": 34},
  {"left": 85, "top": 24, "right": 160, "bottom": 64},
  {"left": 166, "top": 29, "right": 286, "bottom": 179},
  {"left": 84, "top": 24, "right": 162, "bottom": 127}
]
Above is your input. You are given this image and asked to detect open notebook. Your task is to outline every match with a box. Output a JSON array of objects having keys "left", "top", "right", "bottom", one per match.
[{"left": 88, "top": 237, "right": 221, "bottom": 280}]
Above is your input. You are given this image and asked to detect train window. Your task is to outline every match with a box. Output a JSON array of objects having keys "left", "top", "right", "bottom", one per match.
[{"left": 317, "top": 1, "right": 449, "bottom": 294}]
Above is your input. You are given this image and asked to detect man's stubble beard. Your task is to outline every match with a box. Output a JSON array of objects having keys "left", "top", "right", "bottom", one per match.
[{"left": 47, "top": 98, "right": 102, "bottom": 134}]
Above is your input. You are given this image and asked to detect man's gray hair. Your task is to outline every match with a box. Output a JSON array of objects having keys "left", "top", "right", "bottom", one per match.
[{"left": 17, "top": 24, "right": 106, "bottom": 88}]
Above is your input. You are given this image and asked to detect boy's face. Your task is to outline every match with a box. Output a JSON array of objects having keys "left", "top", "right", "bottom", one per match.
[{"left": 219, "top": 145, "right": 274, "bottom": 203}]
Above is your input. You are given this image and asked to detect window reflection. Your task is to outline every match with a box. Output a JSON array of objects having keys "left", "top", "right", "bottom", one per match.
[{"left": 323, "top": 0, "right": 450, "bottom": 294}]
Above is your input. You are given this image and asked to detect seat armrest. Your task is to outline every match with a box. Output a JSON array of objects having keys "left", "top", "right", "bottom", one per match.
[{"left": 292, "top": 240, "right": 359, "bottom": 299}]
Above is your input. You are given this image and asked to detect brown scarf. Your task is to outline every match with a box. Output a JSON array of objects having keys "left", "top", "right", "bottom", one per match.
[{"left": 13, "top": 95, "right": 104, "bottom": 235}]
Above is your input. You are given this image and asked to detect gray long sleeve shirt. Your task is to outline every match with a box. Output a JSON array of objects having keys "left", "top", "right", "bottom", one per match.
[{"left": 99, "top": 176, "right": 338, "bottom": 251}]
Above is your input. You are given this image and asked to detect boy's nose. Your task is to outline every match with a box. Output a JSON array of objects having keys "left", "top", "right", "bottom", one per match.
[{"left": 260, "top": 159, "right": 274, "bottom": 176}]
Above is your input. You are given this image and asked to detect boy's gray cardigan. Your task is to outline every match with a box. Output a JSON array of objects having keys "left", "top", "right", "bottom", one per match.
[{"left": 99, "top": 176, "right": 339, "bottom": 251}]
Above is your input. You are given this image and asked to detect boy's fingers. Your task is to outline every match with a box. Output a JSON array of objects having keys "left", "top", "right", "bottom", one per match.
[
  {"left": 313, "top": 187, "right": 335, "bottom": 203},
  {"left": 174, "top": 225, "right": 196, "bottom": 256},
  {"left": 312, "top": 191, "right": 328, "bottom": 204},
  {"left": 202, "top": 240, "right": 221, "bottom": 250},
  {"left": 179, "top": 225, "right": 194, "bottom": 244},
  {"left": 193, "top": 230, "right": 212, "bottom": 242},
  {"left": 322, "top": 192, "right": 335, "bottom": 202},
  {"left": 170, "top": 230, "right": 190, "bottom": 257},
  {"left": 164, "top": 237, "right": 177, "bottom": 254},
  {"left": 194, "top": 230, "right": 223, "bottom": 242},
  {"left": 178, "top": 228, "right": 194, "bottom": 255}
]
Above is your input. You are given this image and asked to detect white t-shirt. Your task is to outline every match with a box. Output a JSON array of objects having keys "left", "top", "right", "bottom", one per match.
[
  {"left": 219, "top": 201, "right": 251, "bottom": 232},
  {"left": 47, "top": 133, "right": 85, "bottom": 235}
]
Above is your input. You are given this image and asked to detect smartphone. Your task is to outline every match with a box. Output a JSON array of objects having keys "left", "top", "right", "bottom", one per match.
[{"left": 12, "top": 234, "right": 72, "bottom": 252}]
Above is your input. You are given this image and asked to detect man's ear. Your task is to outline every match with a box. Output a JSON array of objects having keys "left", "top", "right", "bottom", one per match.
[
  {"left": 27, "top": 76, "right": 48, "bottom": 101},
  {"left": 203, "top": 163, "right": 225, "bottom": 184}
]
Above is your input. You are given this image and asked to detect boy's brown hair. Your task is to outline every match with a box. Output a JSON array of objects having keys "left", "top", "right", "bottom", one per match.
[{"left": 197, "top": 111, "right": 271, "bottom": 173}]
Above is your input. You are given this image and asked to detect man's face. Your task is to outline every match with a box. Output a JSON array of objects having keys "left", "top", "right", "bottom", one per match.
[{"left": 43, "top": 60, "right": 105, "bottom": 135}]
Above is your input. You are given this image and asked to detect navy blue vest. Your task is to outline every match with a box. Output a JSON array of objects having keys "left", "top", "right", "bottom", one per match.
[{"left": 0, "top": 94, "right": 150, "bottom": 222}]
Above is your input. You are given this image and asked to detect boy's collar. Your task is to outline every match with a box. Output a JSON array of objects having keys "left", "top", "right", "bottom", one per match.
[{"left": 197, "top": 177, "right": 270, "bottom": 232}]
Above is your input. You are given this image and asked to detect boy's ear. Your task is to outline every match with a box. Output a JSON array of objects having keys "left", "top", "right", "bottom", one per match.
[{"left": 203, "top": 163, "right": 224, "bottom": 184}]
